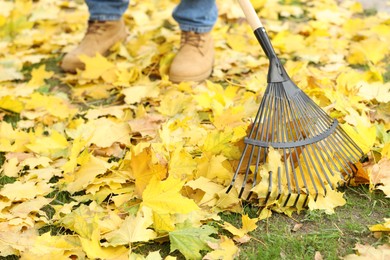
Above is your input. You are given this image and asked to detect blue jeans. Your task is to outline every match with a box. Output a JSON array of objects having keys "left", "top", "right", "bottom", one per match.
[{"left": 86, "top": 0, "right": 217, "bottom": 33}]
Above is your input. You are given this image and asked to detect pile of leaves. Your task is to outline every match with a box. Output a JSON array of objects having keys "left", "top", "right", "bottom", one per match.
[{"left": 0, "top": 0, "right": 389, "bottom": 259}]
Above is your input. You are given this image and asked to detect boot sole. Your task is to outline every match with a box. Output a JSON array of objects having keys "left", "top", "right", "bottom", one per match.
[{"left": 169, "top": 67, "right": 213, "bottom": 83}]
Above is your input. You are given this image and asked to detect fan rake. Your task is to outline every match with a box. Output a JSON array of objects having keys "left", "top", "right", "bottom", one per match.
[{"left": 226, "top": 0, "right": 366, "bottom": 207}]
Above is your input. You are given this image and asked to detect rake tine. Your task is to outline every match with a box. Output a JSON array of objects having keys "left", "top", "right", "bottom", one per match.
[
  {"left": 276, "top": 167, "right": 282, "bottom": 201},
  {"left": 246, "top": 146, "right": 263, "bottom": 200},
  {"left": 283, "top": 91, "right": 311, "bottom": 200},
  {"left": 263, "top": 171, "right": 273, "bottom": 204},
  {"left": 302, "top": 194, "right": 310, "bottom": 207},
  {"left": 227, "top": 143, "right": 250, "bottom": 194},
  {"left": 293, "top": 96, "right": 337, "bottom": 189},
  {"left": 239, "top": 141, "right": 259, "bottom": 198},
  {"left": 280, "top": 87, "right": 302, "bottom": 199},
  {"left": 283, "top": 165, "right": 292, "bottom": 207},
  {"left": 293, "top": 93, "right": 346, "bottom": 188}
]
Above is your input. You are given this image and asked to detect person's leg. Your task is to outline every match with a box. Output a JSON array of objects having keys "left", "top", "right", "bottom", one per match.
[
  {"left": 86, "top": 0, "right": 129, "bottom": 21},
  {"left": 169, "top": 0, "right": 218, "bottom": 82},
  {"left": 172, "top": 0, "right": 218, "bottom": 33},
  {"left": 61, "top": 0, "right": 129, "bottom": 73}
]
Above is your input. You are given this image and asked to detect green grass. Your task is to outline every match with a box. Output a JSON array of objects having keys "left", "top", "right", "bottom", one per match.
[{"left": 236, "top": 186, "right": 389, "bottom": 260}]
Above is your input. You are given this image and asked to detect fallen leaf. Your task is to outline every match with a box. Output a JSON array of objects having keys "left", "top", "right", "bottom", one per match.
[
  {"left": 105, "top": 206, "right": 157, "bottom": 245},
  {"left": 343, "top": 243, "right": 390, "bottom": 259},
  {"left": 292, "top": 223, "right": 303, "bottom": 232},
  {"left": 204, "top": 236, "right": 239, "bottom": 260},
  {"left": 79, "top": 54, "right": 115, "bottom": 80},
  {"left": 169, "top": 224, "right": 217, "bottom": 260},
  {"left": 308, "top": 190, "right": 346, "bottom": 214},
  {"left": 141, "top": 176, "right": 199, "bottom": 215}
]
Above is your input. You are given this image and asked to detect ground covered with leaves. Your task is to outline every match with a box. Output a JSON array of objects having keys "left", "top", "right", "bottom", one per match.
[{"left": 0, "top": 0, "right": 389, "bottom": 259}]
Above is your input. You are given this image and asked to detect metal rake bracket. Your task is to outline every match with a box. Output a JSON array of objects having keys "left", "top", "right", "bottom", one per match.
[{"left": 244, "top": 119, "right": 339, "bottom": 149}]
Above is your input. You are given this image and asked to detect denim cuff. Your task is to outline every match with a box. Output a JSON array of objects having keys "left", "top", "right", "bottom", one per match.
[
  {"left": 89, "top": 14, "right": 123, "bottom": 21},
  {"left": 179, "top": 23, "right": 213, "bottom": 33}
]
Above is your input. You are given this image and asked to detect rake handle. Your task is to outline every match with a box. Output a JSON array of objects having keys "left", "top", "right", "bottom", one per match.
[
  {"left": 238, "top": 0, "right": 263, "bottom": 30},
  {"left": 238, "top": 0, "right": 290, "bottom": 83}
]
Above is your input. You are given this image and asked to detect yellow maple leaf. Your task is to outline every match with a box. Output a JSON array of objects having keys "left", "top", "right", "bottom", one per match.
[
  {"left": 202, "top": 129, "right": 241, "bottom": 159},
  {"left": 369, "top": 218, "right": 390, "bottom": 233},
  {"left": 357, "top": 81, "right": 390, "bottom": 103},
  {"left": 26, "top": 130, "right": 69, "bottom": 157},
  {"left": 348, "top": 38, "right": 389, "bottom": 65},
  {"left": 24, "top": 92, "right": 77, "bottom": 120},
  {"left": 0, "top": 95, "right": 24, "bottom": 113},
  {"left": 156, "top": 90, "right": 192, "bottom": 117},
  {"left": 105, "top": 206, "right": 157, "bottom": 245},
  {"left": 212, "top": 106, "right": 247, "bottom": 130},
  {"left": 308, "top": 189, "right": 346, "bottom": 214},
  {"left": 242, "top": 214, "right": 258, "bottom": 233},
  {"left": 79, "top": 53, "right": 115, "bottom": 80},
  {"left": 80, "top": 229, "right": 128, "bottom": 260},
  {"left": 204, "top": 236, "right": 239, "bottom": 260},
  {"left": 221, "top": 214, "right": 257, "bottom": 240},
  {"left": 0, "top": 64, "right": 24, "bottom": 82},
  {"left": 61, "top": 137, "right": 87, "bottom": 174},
  {"left": 196, "top": 155, "right": 233, "bottom": 184},
  {"left": 129, "top": 251, "right": 163, "bottom": 260},
  {"left": 382, "top": 143, "right": 390, "bottom": 159},
  {"left": 259, "top": 207, "right": 272, "bottom": 220},
  {"left": 129, "top": 146, "right": 167, "bottom": 196},
  {"left": 25, "top": 232, "right": 82, "bottom": 259},
  {"left": 141, "top": 176, "right": 199, "bottom": 215},
  {"left": 0, "top": 223, "right": 37, "bottom": 257},
  {"left": 185, "top": 176, "right": 225, "bottom": 207},
  {"left": 0, "top": 122, "right": 30, "bottom": 152},
  {"left": 272, "top": 30, "right": 306, "bottom": 54},
  {"left": 341, "top": 122, "right": 376, "bottom": 155},
  {"left": 152, "top": 211, "right": 175, "bottom": 232},
  {"left": 226, "top": 33, "right": 251, "bottom": 52},
  {"left": 27, "top": 64, "right": 54, "bottom": 87},
  {"left": 10, "top": 197, "right": 51, "bottom": 219},
  {"left": 65, "top": 154, "right": 111, "bottom": 193},
  {"left": 0, "top": 180, "right": 51, "bottom": 201},
  {"left": 84, "top": 117, "right": 132, "bottom": 148},
  {"left": 168, "top": 149, "right": 197, "bottom": 180},
  {"left": 216, "top": 188, "right": 242, "bottom": 212},
  {"left": 114, "top": 67, "right": 140, "bottom": 87},
  {"left": 342, "top": 18, "right": 365, "bottom": 36}
]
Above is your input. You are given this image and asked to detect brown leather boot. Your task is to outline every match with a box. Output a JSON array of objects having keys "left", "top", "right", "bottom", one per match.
[
  {"left": 61, "top": 19, "right": 127, "bottom": 73},
  {"left": 169, "top": 31, "right": 214, "bottom": 83}
]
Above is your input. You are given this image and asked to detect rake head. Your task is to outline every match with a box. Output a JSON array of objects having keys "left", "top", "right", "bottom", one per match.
[{"left": 226, "top": 28, "right": 365, "bottom": 207}]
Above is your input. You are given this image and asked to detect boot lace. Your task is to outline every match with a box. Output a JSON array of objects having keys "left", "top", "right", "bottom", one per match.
[
  {"left": 180, "top": 32, "right": 206, "bottom": 52},
  {"left": 86, "top": 21, "right": 108, "bottom": 35}
]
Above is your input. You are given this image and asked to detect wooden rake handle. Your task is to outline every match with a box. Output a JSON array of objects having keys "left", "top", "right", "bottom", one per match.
[{"left": 238, "top": 0, "right": 264, "bottom": 30}]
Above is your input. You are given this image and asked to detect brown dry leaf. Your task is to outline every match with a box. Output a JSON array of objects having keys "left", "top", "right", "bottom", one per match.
[
  {"left": 315, "top": 251, "right": 324, "bottom": 260},
  {"left": 343, "top": 243, "right": 390, "bottom": 259},
  {"left": 128, "top": 113, "right": 166, "bottom": 138},
  {"left": 292, "top": 223, "right": 303, "bottom": 232},
  {"left": 370, "top": 158, "right": 390, "bottom": 197}
]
